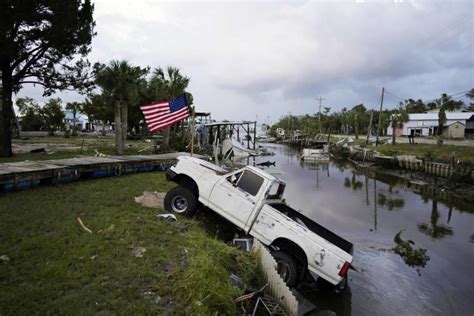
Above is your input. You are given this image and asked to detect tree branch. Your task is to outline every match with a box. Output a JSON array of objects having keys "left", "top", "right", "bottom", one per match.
[
  {"left": 18, "top": 80, "right": 48, "bottom": 87},
  {"left": 11, "top": 44, "right": 47, "bottom": 69},
  {"left": 12, "top": 46, "right": 49, "bottom": 84}
]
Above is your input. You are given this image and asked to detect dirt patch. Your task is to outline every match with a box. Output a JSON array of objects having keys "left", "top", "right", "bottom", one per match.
[{"left": 135, "top": 191, "right": 166, "bottom": 209}]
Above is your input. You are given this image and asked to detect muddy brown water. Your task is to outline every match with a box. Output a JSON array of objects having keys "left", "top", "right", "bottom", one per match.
[{"left": 245, "top": 143, "right": 473, "bottom": 316}]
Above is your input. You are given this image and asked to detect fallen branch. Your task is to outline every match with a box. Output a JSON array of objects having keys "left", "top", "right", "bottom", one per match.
[
  {"left": 235, "top": 283, "right": 268, "bottom": 303},
  {"left": 77, "top": 217, "right": 93, "bottom": 234}
]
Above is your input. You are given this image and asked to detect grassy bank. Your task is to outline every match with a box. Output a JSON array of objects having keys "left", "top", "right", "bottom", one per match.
[
  {"left": 377, "top": 143, "right": 474, "bottom": 164},
  {"left": 0, "top": 173, "right": 258, "bottom": 314}
]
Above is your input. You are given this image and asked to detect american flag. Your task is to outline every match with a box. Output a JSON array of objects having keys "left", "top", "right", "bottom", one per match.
[{"left": 140, "top": 95, "right": 189, "bottom": 132}]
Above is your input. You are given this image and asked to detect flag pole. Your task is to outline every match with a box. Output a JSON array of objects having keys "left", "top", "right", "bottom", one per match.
[{"left": 190, "top": 106, "right": 195, "bottom": 157}]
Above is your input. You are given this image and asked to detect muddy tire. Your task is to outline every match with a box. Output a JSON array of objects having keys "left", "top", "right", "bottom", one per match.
[
  {"left": 271, "top": 251, "right": 298, "bottom": 287},
  {"left": 164, "top": 186, "right": 198, "bottom": 217}
]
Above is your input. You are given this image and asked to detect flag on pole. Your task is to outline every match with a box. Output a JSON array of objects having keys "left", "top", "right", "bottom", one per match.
[{"left": 140, "top": 95, "right": 189, "bottom": 132}]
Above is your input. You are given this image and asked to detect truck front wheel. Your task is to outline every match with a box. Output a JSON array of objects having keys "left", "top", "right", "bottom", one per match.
[
  {"left": 164, "top": 186, "right": 198, "bottom": 216},
  {"left": 271, "top": 251, "right": 298, "bottom": 287}
]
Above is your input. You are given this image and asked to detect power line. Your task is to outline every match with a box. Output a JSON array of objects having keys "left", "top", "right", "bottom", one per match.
[
  {"left": 384, "top": 90, "right": 405, "bottom": 102},
  {"left": 316, "top": 96, "right": 326, "bottom": 135},
  {"left": 421, "top": 14, "right": 473, "bottom": 48},
  {"left": 424, "top": 89, "right": 471, "bottom": 104}
]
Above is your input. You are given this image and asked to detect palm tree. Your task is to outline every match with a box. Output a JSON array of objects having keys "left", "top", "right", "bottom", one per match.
[
  {"left": 65, "top": 102, "right": 83, "bottom": 136},
  {"left": 350, "top": 104, "right": 367, "bottom": 139},
  {"left": 148, "top": 67, "right": 190, "bottom": 146},
  {"left": 96, "top": 60, "right": 148, "bottom": 154},
  {"left": 434, "top": 93, "right": 463, "bottom": 141},
  {"left": 390, "top": 107, "right": 409, "bottom": 145}
]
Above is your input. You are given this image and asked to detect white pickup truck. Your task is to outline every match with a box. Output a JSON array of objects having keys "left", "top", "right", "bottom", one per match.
[{"left": 164, "top": 156, "right": 353, "bottom": 290}]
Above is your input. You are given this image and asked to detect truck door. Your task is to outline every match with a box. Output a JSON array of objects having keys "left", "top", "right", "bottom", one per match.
[{"left": 209, "top": 170, "right": 264, "bottom": 229}]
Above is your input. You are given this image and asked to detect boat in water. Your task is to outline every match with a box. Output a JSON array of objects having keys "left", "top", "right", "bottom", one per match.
[{"left": 300, "top": 146, "right": 330, "bottom": 162}]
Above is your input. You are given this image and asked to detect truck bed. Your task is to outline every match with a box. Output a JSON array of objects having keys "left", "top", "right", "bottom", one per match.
[{"left": 268, "top": 203, "right": 354, "bottom": 255}]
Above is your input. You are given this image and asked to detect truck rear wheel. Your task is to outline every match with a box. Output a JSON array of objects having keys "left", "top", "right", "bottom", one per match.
[
  {"left": 271, "top": 251, "right": 298, "bottom": 287},
  {"left": 164, "top": 186, "right": 198, "bottom": 217}
]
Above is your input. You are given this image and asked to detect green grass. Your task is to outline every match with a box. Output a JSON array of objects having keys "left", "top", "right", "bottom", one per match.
[
  {"left": 0, "top": 173, "right": 258, "bottom": 314},
  {"left": 377, "top": 143, "right": 474, "bottom": 164}
]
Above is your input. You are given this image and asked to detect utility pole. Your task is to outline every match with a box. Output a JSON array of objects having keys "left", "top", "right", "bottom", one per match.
[
  {"left": 375, "top": 87, "right": 385, "bottom": 146},
  {"left": 366, "top": 111, "right": 373, "bottom": 145},
  {"left": 316, "top": 97, "right": 326, "bottom": 135}
]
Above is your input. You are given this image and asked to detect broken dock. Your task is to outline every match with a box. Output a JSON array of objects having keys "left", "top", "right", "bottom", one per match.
[{"left": 0, "top": 152, "right": 198, "bottom": 192}]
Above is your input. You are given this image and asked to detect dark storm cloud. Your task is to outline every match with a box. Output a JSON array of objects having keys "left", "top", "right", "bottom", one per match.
[{"left": 16, "top": 0, "right": 473, "bottom": 121}]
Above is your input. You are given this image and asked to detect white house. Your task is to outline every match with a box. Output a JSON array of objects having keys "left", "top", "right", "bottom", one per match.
[
  {"left": 388, "top": 112, "right": 474, "bottom": 138},
  {"left": 65, "top": 110, "right": 89, "bottom": 131}
]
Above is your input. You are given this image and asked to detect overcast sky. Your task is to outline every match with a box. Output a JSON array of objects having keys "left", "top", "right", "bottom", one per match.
[{"left": 18, "top": 0, "right": 474, "bottom": 123}]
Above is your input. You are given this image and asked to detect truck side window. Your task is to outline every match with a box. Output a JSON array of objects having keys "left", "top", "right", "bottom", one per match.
[
  {"left": 236, "top": 170, "right": 264, "bottom": 196},
  {"left": 267, "top": 182, "right": 284, "bottom": 199},
  {"left": 227, "top": 171, "right": 242, "bottom": 186}
]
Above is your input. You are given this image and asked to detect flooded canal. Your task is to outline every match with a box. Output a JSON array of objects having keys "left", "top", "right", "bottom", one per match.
[{"left": 250, "top": 143, "right": 474, "bottom": 315}]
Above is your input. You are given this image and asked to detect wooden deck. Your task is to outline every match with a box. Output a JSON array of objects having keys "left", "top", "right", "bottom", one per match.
[{"left": 0, "top": 152, "right": 200, "bottom": 191}]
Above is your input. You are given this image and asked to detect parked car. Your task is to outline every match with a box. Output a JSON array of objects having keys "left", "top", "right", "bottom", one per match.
[{"left": 164, "top": 156, "right": 353, "bottom": 290}]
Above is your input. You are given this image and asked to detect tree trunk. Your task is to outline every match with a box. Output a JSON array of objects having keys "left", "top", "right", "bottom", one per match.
[
  {"left": 72, "top": 111, "right": 77, "bottom": 136},
  {"left": 354, "top": 114, "right": 359, "bottom": 140},
  {"left": 115, "top": 100, "right": 123, "bottom": 154},
  {"left": 392, "top": 124, "right": 396, "bottom": 145},
  {"left": 0, "top": 63, "right": 14, "bottom": 157},
  {"left": 12, "top": 107, "right": 22, "bottom": 139},
  {"left": 101, "top": 121, "right": 106, "bottom": 136},
  {"left": 164, "top": 126, "right": 170, "bottom": 147},
  {"left": 121, "top": 102, "right": 128, "bottom": 149}
]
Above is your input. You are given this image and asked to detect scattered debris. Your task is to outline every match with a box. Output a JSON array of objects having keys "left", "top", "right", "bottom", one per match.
[
  {"left": 232, "top": 238, "right": 253, "bottom": 252},
  {"left": 90, "top": 255, "right": 98, "bottom": 260},
  {"left": 158, "top": 214, "right": 177, "bottom": 222},
  {"left": 256, "top": 161, "right": 276, "bottom": 167},
  {"left": 393, "top": 230, "right": 430, "bottom": 270},
  {"left": 135, "top": 191, "right": 166, "bottom": 209},
  {"left": 77, "top": 217, "right": 93, "bottom": 234},
  {"left": 30, "top": 148, "right": 46, "bottom": 153},
  {"left": 235, "top": 284, "right": 268, "bottom": 303},
  {"left": 251, "top": 296, "right": 285, "bottom": 315},
  {"left": 229, "top": 273, "right": 245, "bottom": 290},
  {"left": 94, "top": 149, "right": 106, "bottom": 157},
  {"left": 107, "top": 224, "right": 115, "bottom": 231},
  {"left": 0, "top": 255, "right": 10, "bottom": 263},
  {"left": 130, "top": 246, "right": 147, "bottom": 258}
]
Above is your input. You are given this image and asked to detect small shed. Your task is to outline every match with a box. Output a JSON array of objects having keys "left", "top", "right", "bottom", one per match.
[{"left": 443, "top": 121, "right": 465, "bottom": 139}]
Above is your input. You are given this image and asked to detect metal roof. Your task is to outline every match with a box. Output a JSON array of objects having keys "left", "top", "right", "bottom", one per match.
[{"left": 408, "top": 112, "right": 474, "bottom": 121}]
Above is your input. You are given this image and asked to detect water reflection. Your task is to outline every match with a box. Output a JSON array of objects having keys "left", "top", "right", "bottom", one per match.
[
  {"left": 343, "top": 174, "right": 363, "bottom": 191},
  {"left": 250, "top": 143, "right": 474, "bottom": 315},
  {"left": 377, "top": 193, "right": 405, "bottom": 210},
  {"left": 417, "top": 199, "right": 454, "bottom": 240}
]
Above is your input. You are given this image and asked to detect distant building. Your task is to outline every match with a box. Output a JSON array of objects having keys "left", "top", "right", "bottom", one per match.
[
  {"left": 388, "top": 112, "right": 474, "bottom": 138},
  {"left": 65, "top": 110, "right": 89, "bottom": 131}
]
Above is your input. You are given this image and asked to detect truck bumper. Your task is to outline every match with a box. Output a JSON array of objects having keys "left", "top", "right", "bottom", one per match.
[{"left": 165, "top": 169, "right": 177, "bottom": 181}]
